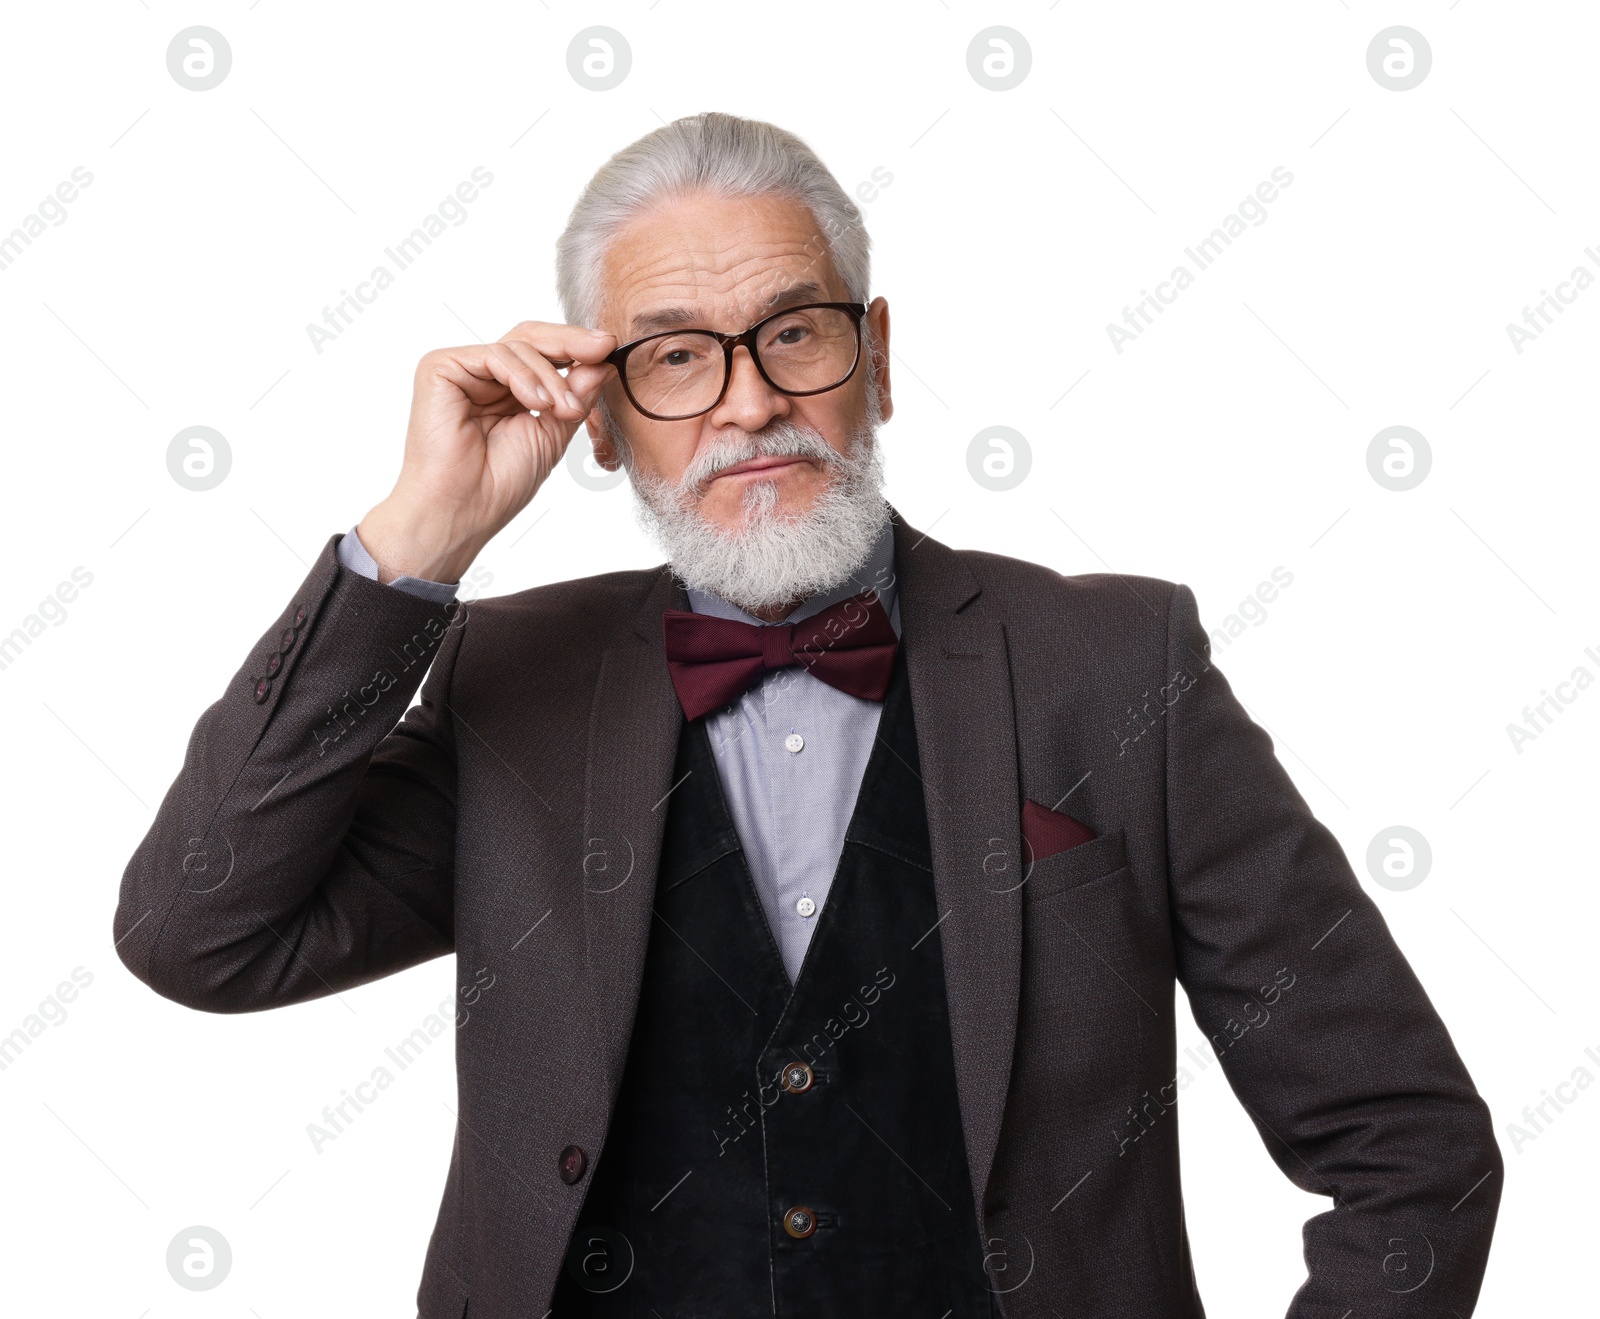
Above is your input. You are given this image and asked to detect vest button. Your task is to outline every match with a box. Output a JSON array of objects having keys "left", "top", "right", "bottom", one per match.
[
  {"left": 780, "top": 1061, "right": 815, "bottom": 1093},
  {"left": 782, "top": 1205, "right": 817, "bottom": 1239},
  {"left": 558, "top": 1144, "right": 587, "bottom": 1184}
]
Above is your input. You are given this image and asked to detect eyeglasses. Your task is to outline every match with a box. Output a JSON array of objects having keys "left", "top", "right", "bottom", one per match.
[{"left": 603, "top": 301, "right": 868, "bottom": 421}]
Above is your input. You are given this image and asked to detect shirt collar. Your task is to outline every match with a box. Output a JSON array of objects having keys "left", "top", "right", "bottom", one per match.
[{"left": 684, "top": 514, "right": 900, "bottom": 637}]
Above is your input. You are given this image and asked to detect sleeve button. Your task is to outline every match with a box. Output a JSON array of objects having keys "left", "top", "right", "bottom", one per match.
[
  {"left": 264, "top": 652, "right": 282, "bottom": 677},
  {"left": 558, "top": 1144, "right": 587, "bottom": 1184},
  {"left": 253, "top": 677, "right": 272, "bottom": 704}
]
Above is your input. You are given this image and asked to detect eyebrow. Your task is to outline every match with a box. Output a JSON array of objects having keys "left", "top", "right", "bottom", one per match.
[{"left": 627, "top": 280, "right": 830, "bottom": 338}]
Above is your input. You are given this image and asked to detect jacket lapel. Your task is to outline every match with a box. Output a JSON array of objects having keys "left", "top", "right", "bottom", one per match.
[
  {"left": 580, "top": 564, "right": 687, "bottom": 1098},
  {"left": 891, "top": 509, "right": 1023, "bottom": 1209}
]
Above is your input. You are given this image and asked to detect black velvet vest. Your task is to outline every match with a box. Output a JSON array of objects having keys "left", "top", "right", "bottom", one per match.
[{"left": 551, "top": 652, "right": 994, "bottom": 1317}]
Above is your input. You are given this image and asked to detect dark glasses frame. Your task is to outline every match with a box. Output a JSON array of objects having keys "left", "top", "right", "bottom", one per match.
[{"left": 602, "top": 301, "right": 869, "bottom": 421}]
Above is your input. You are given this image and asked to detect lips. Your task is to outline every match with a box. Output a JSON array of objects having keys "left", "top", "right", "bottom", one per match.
[{"left": 711, "top": 455, "right": 811, "bottom": 480}]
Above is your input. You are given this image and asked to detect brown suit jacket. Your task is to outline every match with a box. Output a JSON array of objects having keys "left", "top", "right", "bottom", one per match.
[{"left": 115, "top": 507, "right": 1500, "bottom": 1317}]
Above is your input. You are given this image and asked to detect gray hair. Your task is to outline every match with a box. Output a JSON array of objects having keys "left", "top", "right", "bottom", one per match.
[{"left": 555, "top": 112, "right": 871, "bottom": 328}]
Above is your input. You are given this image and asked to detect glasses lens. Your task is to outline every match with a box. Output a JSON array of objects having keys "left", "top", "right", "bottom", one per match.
[
  {"left": 623, "top": 331, "right": 727, "bottom": 419},
  {"left": 620, "top": 308, "right": 861, "bottom": 419},
  {"left": 757, "top": 307, "right": 859, "bottom": 394}
]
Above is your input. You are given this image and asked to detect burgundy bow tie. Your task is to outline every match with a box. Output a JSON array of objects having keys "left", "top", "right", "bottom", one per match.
[{"left": 662, "top": 590, "right": 898, "bottom": 720}]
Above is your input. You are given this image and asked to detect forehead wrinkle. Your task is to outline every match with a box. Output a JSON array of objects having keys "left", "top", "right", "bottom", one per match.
[
  {"left": 627, "top": 279, "right": 831, "bottom": 337},
  {"left": 610, "top": 240, "right": 838, "bottom": 336},
  {"left": 601, "top": 190, "right": 836, "bottom": 301},
  {"left": 624, "top": 229, "right": 815, "bottom": 284}
]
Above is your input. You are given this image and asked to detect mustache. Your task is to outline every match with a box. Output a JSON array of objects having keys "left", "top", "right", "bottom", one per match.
[{"left": 678, "top": 423, "right": 845, "bottom": 495}]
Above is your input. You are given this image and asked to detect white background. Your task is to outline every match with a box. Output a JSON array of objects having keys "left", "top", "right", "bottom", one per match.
[{"left": 1, "top": 2, "right": 1594, "bottom": 1315}]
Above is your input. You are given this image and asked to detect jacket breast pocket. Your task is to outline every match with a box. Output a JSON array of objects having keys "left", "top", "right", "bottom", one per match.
[{"left": 1020, "top": 828, "right": 1129, "bottom": 902}]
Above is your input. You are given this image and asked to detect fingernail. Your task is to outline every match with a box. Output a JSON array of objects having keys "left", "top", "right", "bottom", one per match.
[
  {"left": 534, "top": 388, "right": 551, "bottom": 407},
  {"left": 564, "top": 390, "right": 582, "bottom": 411}
]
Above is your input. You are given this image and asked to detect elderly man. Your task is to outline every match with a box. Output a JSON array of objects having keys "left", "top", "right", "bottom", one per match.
[{"left": 116, "top": 113, "right": 1500, "bottom": 1317}]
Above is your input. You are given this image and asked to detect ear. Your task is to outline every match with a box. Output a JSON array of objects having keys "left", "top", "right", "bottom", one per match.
[
  {"left": 866, "top": 296, "right": 892, "bottom": 424},
  {"left": 584, "top": 406, "right": 623, "bottom": 471}
]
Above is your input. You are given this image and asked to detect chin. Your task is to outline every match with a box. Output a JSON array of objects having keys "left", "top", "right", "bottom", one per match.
[
  {"left": 705, "top": 474, "right": 828, "bottom": 536},
  {"left": 631, "top": 428, "right": 888, "bottom": 612}
]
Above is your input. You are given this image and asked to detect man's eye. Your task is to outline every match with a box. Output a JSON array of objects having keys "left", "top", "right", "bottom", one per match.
[
  {"left": 775, "top": 326, "right": 808, "bottom": 345},
  {"left": 654, "top": 342, "right": 712, "bottom": 367}
]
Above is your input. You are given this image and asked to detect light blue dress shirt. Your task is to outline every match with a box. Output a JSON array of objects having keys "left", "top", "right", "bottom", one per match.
[{"left": 336, "top": 519, "right": 900, "bottom": 984}]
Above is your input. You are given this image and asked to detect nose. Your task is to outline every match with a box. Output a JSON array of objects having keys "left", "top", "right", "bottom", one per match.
[{"left": 706, "top": 343, "right": 790, "bottom": 433}]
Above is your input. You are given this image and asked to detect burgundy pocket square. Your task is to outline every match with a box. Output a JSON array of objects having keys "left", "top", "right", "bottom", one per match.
[{"left": 1021, "top": 799, "right": 1097, "bottom": 862}]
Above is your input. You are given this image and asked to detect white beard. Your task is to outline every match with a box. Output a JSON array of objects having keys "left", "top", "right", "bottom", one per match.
[{"left": 623, "top": 415, "right": 889, "bottom": 615}]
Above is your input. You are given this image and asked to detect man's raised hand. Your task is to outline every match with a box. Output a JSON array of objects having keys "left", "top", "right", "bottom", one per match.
[{"left": 356, "top": 321, "right": 618, "bottom": 584}]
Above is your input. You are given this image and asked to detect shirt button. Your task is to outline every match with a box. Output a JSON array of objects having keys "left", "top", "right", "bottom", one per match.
[
  {"left": 784, "top": 732, "right": 805, "bottom": 754},
  {"left": 782, "top": 1205, "right": 817, "bottom": 1239},
  {"left": 795, "top": 896, "right": 816, "bottom": 918}
]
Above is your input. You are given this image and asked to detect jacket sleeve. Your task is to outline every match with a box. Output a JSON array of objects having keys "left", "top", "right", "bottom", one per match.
[
  {"left": 113, "top": 533, "right": 469, "bottom": 1012},
  {"left": 1162, "top": 582, "right": 1501, "bottom": 1317}
]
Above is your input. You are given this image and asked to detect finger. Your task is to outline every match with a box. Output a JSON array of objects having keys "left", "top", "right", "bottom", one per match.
[
  {"left": 500, "top": 340, "right": 605, "bottom": 422},
  {"left": 445, "top": 342, "right": 550, "bottom": 417},
  {"left": 418, "top": 345, "right": 509, "bottom": 408},
  {"left": 565, "top": 360, "right": 617, "bottom": 407},
  {"left": 497, "top": 320, "right": 618, "bottom": 367},
  {"left": 498, "top": 339, "right": 574, "bottom": 414}
]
